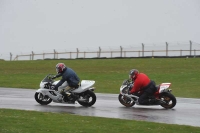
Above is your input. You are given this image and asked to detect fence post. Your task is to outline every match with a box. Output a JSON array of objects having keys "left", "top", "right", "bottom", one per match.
[
  {"left": 190, "top": 40, "right": 192, "bottom": 56},
  {"left": 43, "top": 53, "right": 45, "bottom": 60},
  {"left": 111, "top": 51, "right": 113, "bottom": 58},
  {"left": 142, "top": 43, "right": 144, "bottom": 57},
  {"left": 166, "top": 42, "right": 168, "bottom": 56},
  {"left": 194, "top": 49, "right": 196, "bottom": 58},
  {"left": 10, "top": 53, "right": 12, "bottom": 61},
  {"left": 120, "top": 46, "right": 122, "bottom": 57},
  {"left": 76, "top": 48, "right": 79, "bottom": 58},
  {"left": 70, "top": 52, "right": 72, "bottom": 59},
  {"left": 152, "top": 50, "right": 154, "bottom": 57},
  {"left": 32, "top": 51, "right": 34, "bottom": 60},
  {"left": 180, "top": 49, "right": 182, "bottom": 56},
  {"left": 98, "top": 47, "right": 101, "bottom": 58},
  {"left": 54, "top": 49, "right": 56, "bottom": 59}
]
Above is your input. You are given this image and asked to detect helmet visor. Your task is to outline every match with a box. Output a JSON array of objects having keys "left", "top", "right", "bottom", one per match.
[
  {"left": 129, "top": 74, "right": 135, "bottom": 80},
  {"left": 56, "top": 67, "right": 59, "bottom": 73},
  {"left": 129, "top": 75, "right": 132, "bottom": 79}
]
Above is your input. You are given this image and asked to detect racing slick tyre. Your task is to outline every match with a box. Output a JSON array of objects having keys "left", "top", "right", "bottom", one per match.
[
  {"left": 118, "top": 94, "right": 135, "bottom": 107},
  {"left": 160, "top": 93, "right": 176, "bottom": 109},
  {"left": 35, "top": 92, "right": 52, "bottom": 105},
  {"left": 78, "top": 90, "right": 96, "bottom": 107}
]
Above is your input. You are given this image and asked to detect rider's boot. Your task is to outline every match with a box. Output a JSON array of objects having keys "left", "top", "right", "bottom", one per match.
[
  {"left": 60, "top": 90, "right": 70, "bottom": 102},
  {"left": 149, "top": 99, "right": 161, "bottom": 105}
]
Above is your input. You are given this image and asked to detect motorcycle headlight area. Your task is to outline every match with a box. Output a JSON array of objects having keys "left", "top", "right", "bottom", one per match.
[
  {"left": 120, "top": 86, "right": 129, "bottom": 94},
  {"left": 40, "top": 82, "right": 48, "bottom": 88}
]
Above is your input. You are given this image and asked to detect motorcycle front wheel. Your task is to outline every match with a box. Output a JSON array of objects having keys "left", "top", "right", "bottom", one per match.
[
  {"left": 34, "top": 92, "right": 52, "bottom": 105},
  {"left": 160, "top": 93, "right": 176, "bottom": 109},
  {"left": 118, "top": 94, "right": 135, "bottom": 107},
  {"left": 77, "top": 90, "right": 96, "bottom": 107}
]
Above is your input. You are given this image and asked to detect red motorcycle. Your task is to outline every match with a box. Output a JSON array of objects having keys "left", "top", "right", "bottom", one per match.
[{"left": 118, "top": 79, "right": 176, "bottom": 109}]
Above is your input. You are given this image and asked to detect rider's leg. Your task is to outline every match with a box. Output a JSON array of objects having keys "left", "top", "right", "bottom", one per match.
[
  {"left": 61, "top": 83, "right": 80, "bottom": 99},
  {"left": 138, "top": 92, "right": 150, "bottom": 105},
  {"left": 59, "top": 86, "right": 74, "bottom": 102},
  {"left": 140, "top": 88, "right": 162, "bottom": 105}
]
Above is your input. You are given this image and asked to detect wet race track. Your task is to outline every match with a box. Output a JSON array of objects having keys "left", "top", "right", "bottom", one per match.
[{"left": 0, "top": 88, "right": 200, "bottom": 127}]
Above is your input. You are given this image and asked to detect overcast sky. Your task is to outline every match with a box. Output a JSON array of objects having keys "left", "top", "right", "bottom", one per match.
[{"left": 0, "top": 0, "right": 200, "bottom": 60}]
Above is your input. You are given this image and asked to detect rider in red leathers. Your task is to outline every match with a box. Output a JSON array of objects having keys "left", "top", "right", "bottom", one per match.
[{"left": 128, "top": 69, "right": 159, "bottom": 105}]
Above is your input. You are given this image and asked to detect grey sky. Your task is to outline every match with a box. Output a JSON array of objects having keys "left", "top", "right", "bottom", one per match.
[{"left": 0, "top": 0, "right": 200, "bottom": 60}]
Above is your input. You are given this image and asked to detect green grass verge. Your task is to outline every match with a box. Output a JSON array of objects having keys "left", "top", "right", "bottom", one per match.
[
  {"left": 0, "top": 58, "right": 200, "bottom": 98},
  {"left": 0, "top": 109, "right": 200, "bottom": 133}
]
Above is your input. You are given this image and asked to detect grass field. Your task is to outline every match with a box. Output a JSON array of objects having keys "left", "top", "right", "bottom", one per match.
[
  {"left": 0, "top": 58, "right": 200, "bottom": 98},
  {"left": 0, "top": 109, "right": 200, "bottom": 133},
  {"left": 0, "top": 58, "right": 200, "bottom": 133}
]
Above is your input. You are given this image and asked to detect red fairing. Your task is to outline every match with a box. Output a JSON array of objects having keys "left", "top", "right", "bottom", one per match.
[
  {"left": 130, "top": 73, "right": 150, "bottom": 93},
  {"left": 153, "top": 83, "right": 171, "bottom": 98},
  {"left": 154, "top": 87, "right": 160, "bottom": 98}
]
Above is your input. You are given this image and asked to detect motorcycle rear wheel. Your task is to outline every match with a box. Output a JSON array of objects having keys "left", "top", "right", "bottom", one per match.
[
  {"left": 160, "top": 93, "right": 176, "bottom": 109},
  {"left": 118, "top": 94, "right": 135, "bottom": 107},
  {"left": 35, "top": 92, "right": 52, "bottom": 105},
  {"left": 77, "top": 90, "right": 96, "bottom": 107}
]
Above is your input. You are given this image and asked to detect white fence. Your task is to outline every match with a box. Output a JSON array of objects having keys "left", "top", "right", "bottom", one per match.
[{"left": 11, "top": 41, "right": 200, "bottom": 60}]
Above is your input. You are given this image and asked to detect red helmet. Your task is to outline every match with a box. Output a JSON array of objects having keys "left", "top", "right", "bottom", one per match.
[
  {"left": 56, "top": 63, "right": 66, "bottom": 74},
  {"left": 129, "top": 69, "right": 139, "bottom": 80}
]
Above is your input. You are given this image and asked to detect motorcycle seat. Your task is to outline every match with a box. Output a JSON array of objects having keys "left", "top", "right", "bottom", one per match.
[{"left": 156, "top": 85, "right": 160, "bottom": 91}]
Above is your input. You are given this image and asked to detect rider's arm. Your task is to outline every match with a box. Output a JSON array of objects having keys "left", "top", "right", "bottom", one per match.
[
  {"left": 54, "top": 78, "right": 65, "bottom": 89},
  {"left": 55, "top": 73, "right": 62, "bottom": 78},
  {"left": 130, "top": 80, "right": 140, "bottom": 94},
  {"left": 52, "top": 73, "right": 62, "bottom": 79}
]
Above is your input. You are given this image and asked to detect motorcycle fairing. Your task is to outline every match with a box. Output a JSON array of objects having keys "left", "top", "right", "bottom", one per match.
[{"left": 159, "top": 83, "right": 171, "bottom": 93}]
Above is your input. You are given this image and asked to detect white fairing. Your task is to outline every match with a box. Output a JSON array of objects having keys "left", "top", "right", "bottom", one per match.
[
  {"left": 120, "top": 85, "right": 127, "bottom": 94},
  {"left": 37, "top": 79, "right": 95, "bottom": 103},
  {"left": 39, "top": 80, "right": 95, "bottom": 93},
  {"left": 39, "top": 81, "right": 68, "bottom": 91},
  {"left": 73, "top": 80, "right": 95, "bottom": 93},
  {"left": 52, "top": 81, "right": 69, "bottom": 90},
  {"left": 159, "top": 83, "right": 171, "bottom": 93}
]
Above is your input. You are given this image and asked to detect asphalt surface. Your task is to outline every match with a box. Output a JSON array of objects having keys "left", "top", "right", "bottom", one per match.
[{"left": 0, "top": 88, "right": 200, "bottom": 127}]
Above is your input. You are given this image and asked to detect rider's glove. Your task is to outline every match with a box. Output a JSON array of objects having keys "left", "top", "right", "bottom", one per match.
[
  {"left": 52, "top": 76, "right": 57, "bottom": 79},
  {"left": 127, "top": 79, "right": 132, "bottom": 83},
  {"left": 129, "top": 84, "right": 133, "bottom": 89}
]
